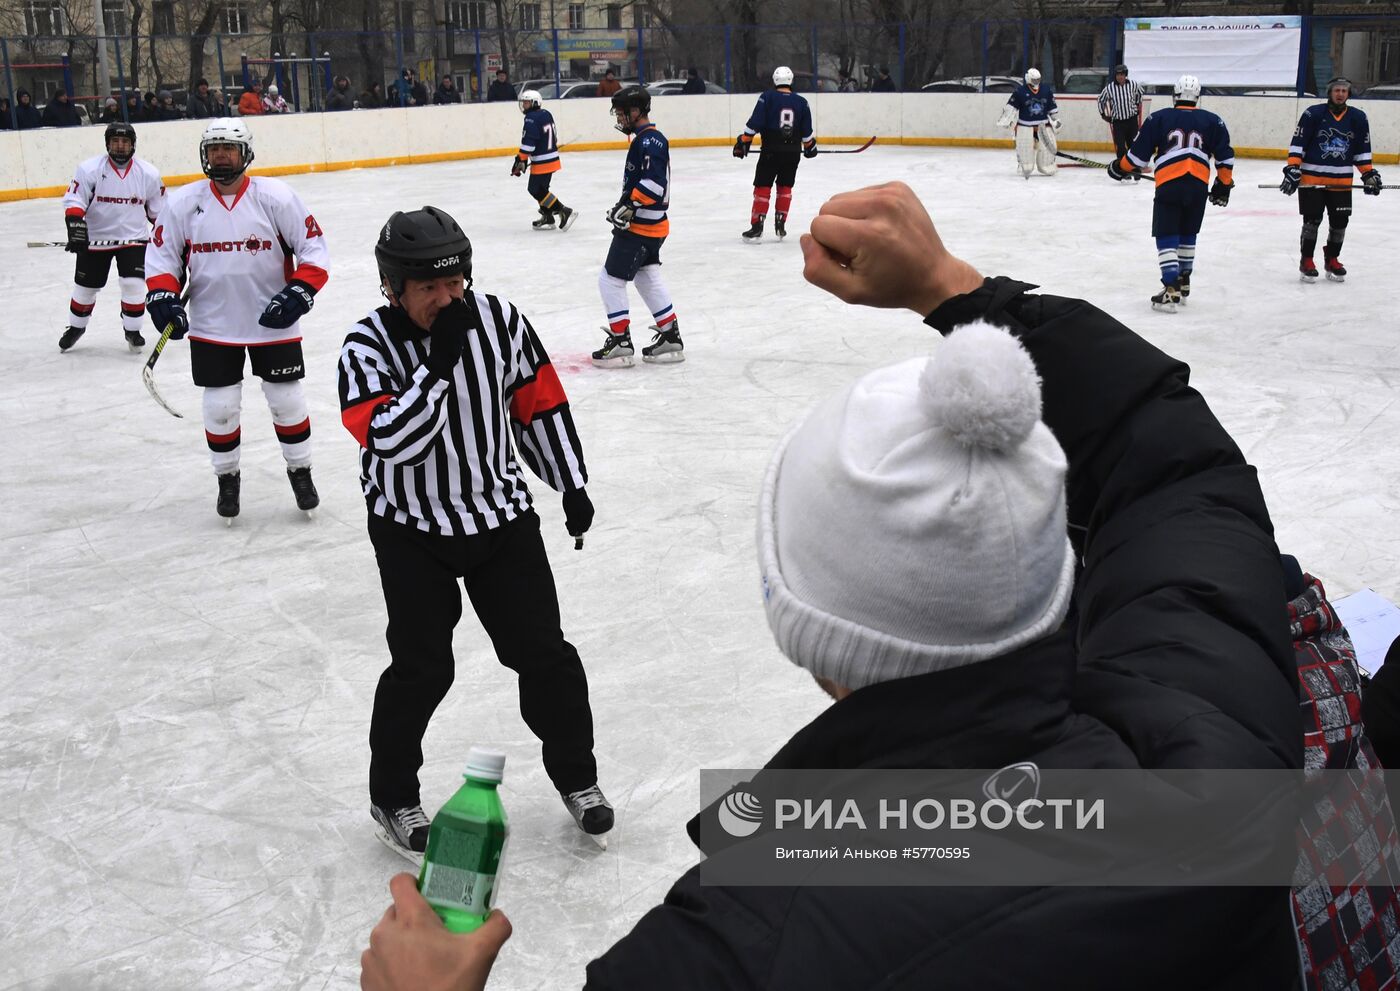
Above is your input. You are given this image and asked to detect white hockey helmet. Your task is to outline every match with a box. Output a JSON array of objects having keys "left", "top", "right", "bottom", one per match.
[
  {"left": 773, "top": 66, "right": 794, "bottom": 87},
  {"left": 1174, "top": 74, "right": 1202, "bottom": 103},
  {"left": 518, "top": 89, "right": 541, "bottom": 112},
  {"left": 1025, "top": 68, "right": 1041, "bottom": 86},
  {"left": 200, "top": 117, "right": 255, "bottom": 183}
]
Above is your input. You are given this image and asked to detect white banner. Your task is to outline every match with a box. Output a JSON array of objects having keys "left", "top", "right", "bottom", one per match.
[{"left": 1123, "top": 16, "right": 1303, "bottom": 89}]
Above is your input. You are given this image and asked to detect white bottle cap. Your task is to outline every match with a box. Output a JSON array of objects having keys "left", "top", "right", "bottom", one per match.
[{"left": 465, "top": 746, "right": 506, "bottom": 783}]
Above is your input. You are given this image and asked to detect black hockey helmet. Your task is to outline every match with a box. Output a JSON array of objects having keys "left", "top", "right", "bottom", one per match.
[
  {"left": 105, "top": 120, "right": 136, "bottom": 164},
  {"left": 1114, "top": 63, "right": 1128, "bottom": 76},
  {"left": 375, "top": 206, "right": 472, "bottom": 297},
  {"left": 1326, "top": 76, "right": 1352, "bottom": 101},
  {"left": 611, "top": 85, "right": 651, "bottom": 133}
]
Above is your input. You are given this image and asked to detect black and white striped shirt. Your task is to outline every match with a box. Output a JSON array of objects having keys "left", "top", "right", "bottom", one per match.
[
  {"left": 1098, "top": 80, "right": 1145, "bottom": 120},
  {"left": 337, "top": 292, "right": 586, "bottom": 536}
]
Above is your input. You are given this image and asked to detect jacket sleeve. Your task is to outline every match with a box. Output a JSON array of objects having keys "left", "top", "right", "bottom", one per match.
[
  {"left": 926, "top": 278, "right": 1301, "bottom": 770},
  {"left": 338, "top": 327, "right": 451, "bottom": 466},
  {"left": 503, "top": 306, "right": 587, "bottom": 492}
]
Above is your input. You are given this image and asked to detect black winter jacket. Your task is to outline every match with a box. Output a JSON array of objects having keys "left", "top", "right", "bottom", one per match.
[
  {"left": 14, "top": 92, "right": 43, "bottom": 129},
  {"left": 186, "top": 92, "right": 216, "bottom": 118},
  {"left": 585, "top": 278, "right": 1303, "bottom": 990}
]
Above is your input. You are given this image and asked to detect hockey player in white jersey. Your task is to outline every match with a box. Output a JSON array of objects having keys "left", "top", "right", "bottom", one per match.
[
  {"left": 144, "top": 118, "right": 330, "bottom": 520},
  {"left": 59, "top": 122, "right": 165, "bottom": 352},
  {"left": 997, "top": 68, "right": 1061, "bottom": 178}
]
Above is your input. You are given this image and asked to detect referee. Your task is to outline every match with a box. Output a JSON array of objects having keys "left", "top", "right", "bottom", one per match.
[
  {"left": 1099, "top": 64, "right": 1145, "bottom": 165},
  {"left": 337, "top": 205, "right": 613, "bottom": 859}
]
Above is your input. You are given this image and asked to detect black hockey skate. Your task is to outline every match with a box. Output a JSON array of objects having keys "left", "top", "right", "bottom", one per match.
[
  {"left": 1150, "top": 282, "right": 1182, "bottom": 313},
  {"left": 371, "top": 803, "right": 431, "bottom": 865},
  {"left": 216, "top": 471, "right": 241, "bottom": 522},
  {"left": 58, "top": 326, "right": 86, "bottom": 351},
  {"left": 1177, "top": 271, "right": 1191, "bottom": 304},
  {"left": 1300, "top": 257, "right": 1319, "bottom": 283},
  {"left": 125, "top": 329, "right": 146, "bottom": 350},
  {"left": 742, "top": 220, "right": 764, "bottom": 242},
  {"left": 642, "top": 322, "right": 685, "bottom": 364},
  {"left": 531, "top": 212, "right": 556, "bottom": 231},
  {"left": 557, "top": 206, "right": 578, "bottom": 232},
  {"left": 1325, "top": 257, "right": 1346, "bottom": 283},
  {"left": 287, "top": 466, "right": 319, "bottom": 512},
  {"left": 592, "top": 328, "right": 635, "bottom": 368},
  {"left": 562, "top": 785, "right": 614, "bottom": 849},
  {"left": 774, "top": 212, "right": 788, "bottom": 240}
]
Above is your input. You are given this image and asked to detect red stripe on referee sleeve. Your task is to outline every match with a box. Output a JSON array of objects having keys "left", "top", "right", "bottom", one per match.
[
  {"left": 290, "top": 264, "right": 329, "bottom": 292},
  {"left": 65, "top": 207, "right": 85, "bottom": 218},
  {"left": 509, "top": 364, "right": 568, "bottom": 425},
  {"left": 147, "top": 273, "right": 180, "bottom": 293},
  {"left": 341, "top": 395, "right": 392, "bottom": 448}
]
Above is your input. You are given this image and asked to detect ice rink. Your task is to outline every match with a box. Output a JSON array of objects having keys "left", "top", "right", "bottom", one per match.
[{"left": 3, "top": 143, "right": 1398, "bottom": 989}]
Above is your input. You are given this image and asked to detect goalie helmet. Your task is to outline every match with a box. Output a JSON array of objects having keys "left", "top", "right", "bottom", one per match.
[
  {"left": 1173, "top": 74, "right": 1201, "bottom": 104},
  {"left": 375, "top": 206, "right": 473, "bottom": 297},
  {"left": 610, "top": 85, "right": 651, "bottom": 134},
  {"left": 200, "top": 117, "right": 255, "bottom": 184},
  {"left": 773, "top": 66, "right": 794, "bottom": 87},
  {"left": 104, "top": 121, "right": 136, "bottom": 165},
  {"left": 1025, "top": 68, "right": 1041, "bottom": 87},
  {"left": 519, "top": 89, "right": 541, "bottom": 113}
]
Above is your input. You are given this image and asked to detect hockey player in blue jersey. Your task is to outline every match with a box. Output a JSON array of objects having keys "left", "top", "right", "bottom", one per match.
[
  {"left": 1108, "top": 74, "right": 1233, "bottom": 312},
  {"left": 512, "top": 90, "right": 576, "bottom": 231},
  {"left": 734, "top": 66, "right": 817, "bottom": 241},
  {"left": 996, "top": 68, "right": 1060, "bottom": 177},
  {"left": 1280, "top": 77, "right": 1381, "bottom": 283},
  {"left": 592, "top": 86, "right": 684, "bottom": 368}
]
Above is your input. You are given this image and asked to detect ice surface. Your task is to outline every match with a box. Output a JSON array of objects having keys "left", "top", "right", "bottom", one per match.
[{"left": 2, "top": 146, "right": 1397, "bottom": 989}]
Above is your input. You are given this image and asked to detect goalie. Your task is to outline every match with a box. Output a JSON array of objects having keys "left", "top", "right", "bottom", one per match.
[{"left": 997, "top": 68, "right": 1060, "bottom": 178}]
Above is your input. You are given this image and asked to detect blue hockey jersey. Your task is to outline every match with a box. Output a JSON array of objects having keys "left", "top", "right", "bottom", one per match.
[
  {"left": 1287, "top": 103, "right": 1374, "bottom": 188},
  {"left": 518, "top": 107, "right": 560, "bottom": 174},
  {"left": 742, "top": 88, "right": 815, "bottom": 153},
  {"left": 621, "top": 122, "right": 670, "bottom": 238},
  {"left": 1006, "top": 84, "right": 1057, "bottom": 125},
  {"left": 1123, "top": 105, "right": 1234, "bottom": 190}
]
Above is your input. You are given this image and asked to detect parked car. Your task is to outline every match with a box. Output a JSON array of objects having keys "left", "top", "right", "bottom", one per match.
[
  {"left": 535, "top": 80, "right": 604, "bottom": 99},
  {"left": 647, "top": 78, "right": 728, "bottom": 95},
  {"left": 921, "top": 75, "right": 1020, "bottom": 93},
  {"left": 1061, "top": 67, "right": 1108, "bottom": 94},
  {"left": 1361, "top": 80, "right": 1400, "bottom": 99}
]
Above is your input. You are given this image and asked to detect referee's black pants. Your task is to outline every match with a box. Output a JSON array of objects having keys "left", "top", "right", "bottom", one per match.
[
  {"left": 367, "top": 509, "right": 597, "bottom": 808},
  {"left": 1111, "top": 117, "right": 1139, "bottom": 160}
]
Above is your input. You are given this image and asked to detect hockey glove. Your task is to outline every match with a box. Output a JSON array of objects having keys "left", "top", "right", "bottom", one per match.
[
  {"left": 606, "top": 200, "right": 636, "bottom": 230},
  {"left": 996, "top": 105, "right": 1016, "bottom": 129},
  {"left": 732, "top": 136, "right": 749, "bottom": 159},
  {"left": 511, "top": 156, "right": 527, "bottom": 177},
  {"left": 64, "top": 214, "right": 88, "bottom": 253},
  {"left": 1280, "top": 165, "right": 1302, "bottom": 196},
  {"left": 146, "top": 289, "right": 188, "bottom": 340},
  {"left": 1107, "top": 159, "right": 1130, "bottom": 182},
  {"left": 562, "top": 487, "right": 594, "bottom": 538},
  {"left": 1208, "top": 178, "right": 1233, "bottom": 207},
  {"left": 258, "top": 279, "right": 316, "bottom": 329},
  {"left": 423, "top": 297, "right": 469, "bottom": 378},
  {"left": 803, "top": 140, "right": 817, "bottom": 159},
  {"left": 1047, "top": 116, "right": 1062, "bottom": 131},
  {"left": 1363, "top": 168, "right": 1383, "bottom": 196}
]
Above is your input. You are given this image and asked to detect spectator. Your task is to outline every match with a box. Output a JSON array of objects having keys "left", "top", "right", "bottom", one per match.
[
  {"left": 487, "top": 69, "right": 517, "bottom": 102},
  {"left": 123, "top": 91, "right": 146, "bottom": 123},
  {"left": 14, "top": 90, "right": 42, "bottom": 129},
  {"left": 143, "top": 90, "right": 158, "bottom": 114},
  {"left": 263, "top": 83, "right": 290, "bottom": 114},
  {"left": 432, "top": 75, "right": 462, "bottom": 104},
  {"left": 210, "top": 89, "right": 228, "bottom": 115},
  {"left": 837, "top": 70, "right": 859, "bottom": 93},
  {"left": 411, "top": 73, "right": 429, "bottom": 107},
  {"left": 153, "top": 90, "right": 180, "bottom": 121},
  {"left": 42, "top": 87, "right": 83, "bottom": 127},
  {"left": 98, "top": 97, "right": 121, "bottom": 124},
  {"left": 681, "top": 67, "right": 706, "bottom": 95},
  {"left": 358, "top": 81, "right": 384, "bottom": 109},
  {"left": 0, "top": 97, "right": 11, "bottom": 130},
  {"left": 237, "top": 81, "right": 265, "bottom": 115},
  {"left": 325, "top": 75, "right": 354, "bottom": 111},
  {"left": 871, "top": 65, "right": 897, "bottom": 92},
  {"left": 595, "top": 67, "right": 621, "bottom": 98},
  {"left": 186, "top": 78, "right": 216, "bottom": 118}
]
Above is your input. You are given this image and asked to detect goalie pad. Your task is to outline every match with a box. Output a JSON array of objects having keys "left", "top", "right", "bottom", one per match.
[
  {"left": 1014, "top": 126, "right": 1036, "bottom": 176},
  {"left": 1036, "top": 123, "right": 1058, "bottom": 174},
  {"left": 996, "top": 105, "right": 1016, "bottom": 129}
]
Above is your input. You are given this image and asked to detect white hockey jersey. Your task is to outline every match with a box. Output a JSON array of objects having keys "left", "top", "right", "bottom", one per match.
[
  {"left": 145, "top": 176, "right": 329, "bottom": 346},
  {"left": 62, "top": 154, "right": 164, "bottom": 248}
]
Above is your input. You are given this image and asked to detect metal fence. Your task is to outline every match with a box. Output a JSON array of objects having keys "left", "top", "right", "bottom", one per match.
[{"left": 3, "top": 14, "right": 1399, "bottom": 127}]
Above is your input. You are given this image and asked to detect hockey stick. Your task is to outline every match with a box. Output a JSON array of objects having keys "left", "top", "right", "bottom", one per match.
[
  {"left": 142, "top": 323, "right": 183, "bottom": 419},
  {"left": 1257, "top": 183, "right": 1400, "bottom": 189},
  {"left": 28, "top": 238, "right": 150, "bottom": 249},
  {"left": 816, "top": 136, "right": 877, "bottom": 155},
  {"left": 1055, "top": 151, "right": 1110, "bottom": 169}
]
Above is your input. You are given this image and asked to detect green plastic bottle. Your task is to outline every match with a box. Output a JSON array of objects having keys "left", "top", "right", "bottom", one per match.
[{"left": 417, "top": 746, "right": 509, "bottom": 934}]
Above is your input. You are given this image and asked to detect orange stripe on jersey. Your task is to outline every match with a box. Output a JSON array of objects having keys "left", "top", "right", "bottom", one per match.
[
  {"left": 147, "top": 273, "right": 180, "bottom": 293},
  {"left": 509, "top": 364, "right": 568, "bottom": 425},
  {"left": 631, "top": 189, "right": 658, "bottom": 207},
  {"left": 1154, "top": 158, "right": 1210, "bottom": 186},
  {"left": 1287, "top": 154, "right": 1303, "bottom": 166},
  {"left": 630, "top": 220, "right": 669, "bottom": 238},
  {"left": 341, "top": 394, "right": 392, "bottom": 448},
  {"left": 1216, "top": 165, "right": 1233, "bottom": 185},
  {"left": 530, "top": 160, "right": 561, "bottom": 175}
]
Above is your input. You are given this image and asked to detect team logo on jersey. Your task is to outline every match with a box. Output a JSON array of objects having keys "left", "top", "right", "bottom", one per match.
[
  {"left": 95, "top": 194, "right": 143, "bottom": 205},
  {"left": 243, "top": 235, "right": 266, "bottom": 255},
  {"left": 1317, "top": 128, "right": 1352, "bottom": 159},
  {"left": 189, "top": 237, "right": 274, "bottom": 254}
]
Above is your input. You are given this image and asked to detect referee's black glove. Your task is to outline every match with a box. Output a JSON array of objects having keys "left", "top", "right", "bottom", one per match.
[
  {"left": 562, "top": 488, "right": 594, "bottom": 537},
  {"left": 424, "top": 297, "right": 469, "bottom": 378}
]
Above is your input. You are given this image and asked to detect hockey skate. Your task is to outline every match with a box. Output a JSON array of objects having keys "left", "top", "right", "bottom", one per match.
[
  {"left": 1325, "top": 257, "right": 1346, "bottom": 283},
  {"left": 287, "top": 465, "right": 319, "bottom": 514},
  {"left": 742, "top": 220, "right": 764, "bottom": 242},
  {"left": 125, "top": 329, "right": 146, "bottom": 351},
  {"left": 216, "top": 471, "right": 241, "bottom": 523},
  {"left": 562, "top": 785, "right": 614, "bottom": 849},
  {"left": 58, "top": 326, "right": 86, "bottom": 352},
  {"left": 642, "top": 322, "right": 685, "bottom": 364},
  {"left": 1177, "top": 271, "right": 1191, "bottom": 305},
  {"left": 1300, "top": 258, "right": 1319, "bottom": 283},
  {"left": 774, "top": 213, "right": 788, "bottom": 240},
  {"left": 1150, "top": 282, "right": 1181, "bottom": 313},
  {"left": 557, "top": 206, "right": 578, "bottom": 232},
  {"left": 531, "top": 213, "right": 557, "bottom": 231},
  {"left": 371, "top": 803, "right": 431, "bottom": 865},
  {"left": 591, "top": 328, "right": 635, "bottom": 368}
]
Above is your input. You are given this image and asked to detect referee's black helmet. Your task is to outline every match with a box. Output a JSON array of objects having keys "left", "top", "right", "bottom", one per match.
[{"left": 375, "top": 206, "right": 472, "bottom": 295}]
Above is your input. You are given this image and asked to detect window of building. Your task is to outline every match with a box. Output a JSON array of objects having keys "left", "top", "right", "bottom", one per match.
[
  {"left": 224, "top": 2, "right": 249, "bottom": 35},
  {"left": 520, "top": 3, "right": 541, "bottom": 31},
  {"left": 152, "top": 1, "right": 176, "bottom": 35},
  {"left": 567, "top": 3, "right": 584, "bottom": 29},
  {"left": 397, "top": 0, "right": 415, "bottom": 49},
  {"left": 24, "top": 0, "right": 64, "bottom": 36},
  {"left": 638, "top": 5, "right": 652, "bottom": 27},
  {"left": 606, "top": 4, "right": 622, "bottom": 30},
  {"left": 449, "top": 0, "right": 488, "bottom": 30},
  {"left": 101, "top": 0, "right": 126, "bottom": 35}
]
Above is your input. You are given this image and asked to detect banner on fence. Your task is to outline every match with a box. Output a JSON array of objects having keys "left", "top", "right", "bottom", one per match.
[{"left": 1123, "top": 16, "right": 1303, "bottom": 88}]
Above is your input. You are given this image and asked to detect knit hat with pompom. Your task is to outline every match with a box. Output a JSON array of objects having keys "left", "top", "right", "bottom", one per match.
[{"left": 757, "top": 321, "right": 1075, "bottom": 690}]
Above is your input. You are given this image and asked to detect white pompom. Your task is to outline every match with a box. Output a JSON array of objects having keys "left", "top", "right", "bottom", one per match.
[{"left": 918, "top": 320, "right": 1042, "bottom": 452}]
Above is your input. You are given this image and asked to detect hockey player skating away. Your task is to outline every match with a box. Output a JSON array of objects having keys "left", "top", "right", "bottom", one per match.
[
  {"left": 997, "top": 68, "right": 1060, "bottom": 178},
  {"left": 1280, "top": 77, "right": 1381, "bottom": 283},
  {"left": 144, "top": 118, "right": 330, "bottom": 520},
  {"left": 58, "top": 122, "right": 165, "bottom": 352},
  {"left": 734, "top": 66, "right": 817, "bottom": 241},
  {"left": 592, "top": 86, "right": 684, "bottom": 367},
  {"left": 337, "top": 206, "right": 612, "bottom": 858},
  {"left": 513, "top": 90, "right": 576, "bottom": 231},
  {"left": 1108, "top": 75, "right": 1233, "bottom": 312}
]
